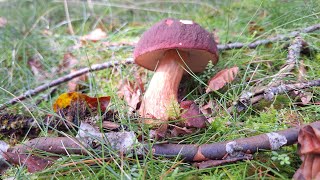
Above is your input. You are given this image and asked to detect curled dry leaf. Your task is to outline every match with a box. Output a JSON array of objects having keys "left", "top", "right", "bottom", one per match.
[
  {"left": 3, "top": 152, "right": 53, "bottom": 173},
  {"left": 117, "top": 72, "right": 145, "bottom": 113},
  {"left": 206, "top": 66, "right": 239, "bottom": 93},
  {"left": 0, "top": 17, "right": 7, "bottom": 28},
  {"left": 27, "top": 54, "right": 49, "bottom": 81},
  {"left": 53, "top": 92, "right": 110, "bottom": 112},
  {"left": 200, "top": 100, "right": 216, "bottom": 123},
  {"left": 180, "top": 100, "right": 207, "bottom": 128},
  {"left": 293, "top": 125, "right": 320, "bottom": 180},
  {"left": 81, "top": 28, "right": 107, "bottom": 42}
]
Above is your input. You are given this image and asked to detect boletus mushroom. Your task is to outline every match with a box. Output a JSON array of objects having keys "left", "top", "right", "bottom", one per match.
[{"left": 134, "top": 18, "right": 219, "bottom": 126}]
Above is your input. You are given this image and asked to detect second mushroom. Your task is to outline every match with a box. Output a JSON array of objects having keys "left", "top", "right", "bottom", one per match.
[{"left": 134, "top": 18, "right": 219, "bottom": 126}]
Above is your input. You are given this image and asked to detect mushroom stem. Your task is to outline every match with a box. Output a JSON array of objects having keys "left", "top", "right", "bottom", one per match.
[{"left": 139, "top": 49, "right": 187, "bottom": 125}]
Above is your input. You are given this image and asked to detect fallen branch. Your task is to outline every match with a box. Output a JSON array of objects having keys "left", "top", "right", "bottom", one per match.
[
  {"left": 0, "top": 58, "right": 134, "bottom": 111},
  {"left": 152, "top": 121, "right": 320, "bottom": 162},
  {"left": 3, "top": 121, "right": 319, "bottom": 165},
  {"left": 264, "top": 79, "right": 320, "bottom": 100},
  {"left": 217, "top": 23, "right": 319, "bottom": 50}
]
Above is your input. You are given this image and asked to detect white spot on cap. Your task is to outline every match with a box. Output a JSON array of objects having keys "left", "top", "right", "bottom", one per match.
[
  {"left": 179, "top": 43, "right": 182, "bottom": 45},
  {"left": 180, "top": 20, "right": 193, "bottom": 24}
]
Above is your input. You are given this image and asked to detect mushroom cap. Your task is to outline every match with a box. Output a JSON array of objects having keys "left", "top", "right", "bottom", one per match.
[{"left": 134, "top": 18, "right": 219, "bottom": 72}]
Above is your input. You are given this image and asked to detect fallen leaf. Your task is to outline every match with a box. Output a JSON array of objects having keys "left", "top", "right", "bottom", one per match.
[
  {"left": 81, "top": 28, "right": 107, "bottom": 42},
  {"left": 200, "top": 100, "right": 216, "bottom": 123},
  {"left": 180, "top": 100, "right": 207, "bottom": 128},
  {"left": 206, "top": 66, "right": 239, "bottom": 93},
  {"left": 0, "top": 17, "right": 7, "bottom": 28},
  {"left": 0, "top": 141, "right": 9, "bottom": 174},
  {"left": 102, "top": 121, "right": 120, "bottom": 130},
  {"left": 3, "top": 152, "right": 53, "bottom": 173},
  {"left": 28, "top": 54, "right": 47, "bottom": 81},
  {"left": 117, "top": 72, "right": 145, "bottom": 113},
  {"left": 169, "top": 126, "right": 193, "bottom": 137},
  {"left": 293, "top": 124, "right": 320, "bottom": 180},
  {"left": 53, "top": 92, "right": 110, "bottom": 112},
  {"left": 298, "top": 60, "right": 307, "bottom": 82}
]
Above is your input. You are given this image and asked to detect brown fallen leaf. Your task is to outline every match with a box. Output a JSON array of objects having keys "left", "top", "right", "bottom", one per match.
[
  {"left": 81, "top": 28, "right": 107, "bottom": 42},
  {"left": 0, "top": 17, "right": 7, "bottom": 28},
  {"left": 293, "top": 125, "right": 320, "bottom": 180},
  {"left": 180, "top": 100, "right": 207, "bottom": 128},
  {"left": 117, "top": 72, "right": 145, "bottom": 113},
  {"left": 3, "top": 152, "right": 53, "bottom": 173},
  {"left": 28, "top": 54, "right": 47, "bottom": 81},
  {"left": 102, "top": 121, "right": 120, "bottom": 130},
  {"left": 200, "top": 100, "right": 216, "bottom": 123},
  {"left": 206, "top": 66, "right": 239, "bottom": 93}
]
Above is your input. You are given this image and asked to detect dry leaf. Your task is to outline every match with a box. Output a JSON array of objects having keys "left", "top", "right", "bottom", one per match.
[
  {"left": 28, "top": 54, "right": 47, "bottom": 81},
  {"left": 81, "top": 28, "right": 107, "bottom": 42},
  {"left": 102, "top": 121, "right": 120, "bottom": 130},
  {"left": 206, "top": 66, "right": 239, "bottom": 93},
  {"left": 53, "top": 92, "right": 110, "bottom": 112},
  {"left": 180, "top": 100, "right": 207, "bottom": 128},
  {"left": 298, "top": 60, "right": 307, "bottom": 82},
  {"left": 293, "top": 124, "right": 320, "bottom": 180},
  {"left": 3, "top": 152, "right": 53, "bottom": 173},
  {"left": 117, "top": 72, "right": 145, "bottom": 113},
  {"left": 200, "top": 100, "right": 216, "bottom": 123},
  {"left": 0, "top": 17, "right": 7, "bottom": 28}
]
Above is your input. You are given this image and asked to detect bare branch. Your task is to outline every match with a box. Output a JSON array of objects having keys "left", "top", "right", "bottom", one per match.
[
  {"left": 152, "top": 121, "right": 320, "bottom": 162},
  {"left": 217, "top": 23, "right": 320, "bottom": 50}
]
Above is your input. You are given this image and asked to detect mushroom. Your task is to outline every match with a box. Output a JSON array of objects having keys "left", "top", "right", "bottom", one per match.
[{"left": 134, "top": 18, "right": 219, "bottom": 126}]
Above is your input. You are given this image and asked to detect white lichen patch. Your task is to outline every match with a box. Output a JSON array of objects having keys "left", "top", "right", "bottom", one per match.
[
  {"left": 226, "top": 141, "right": 243, "bottom": 155},
  {"left": 266, "top": 132, "right": 287, "bottom": 150}
]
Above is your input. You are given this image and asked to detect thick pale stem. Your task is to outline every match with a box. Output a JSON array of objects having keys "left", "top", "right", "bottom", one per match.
[{"left": 139, "top": 50, "right": 187, "bottom": 125}]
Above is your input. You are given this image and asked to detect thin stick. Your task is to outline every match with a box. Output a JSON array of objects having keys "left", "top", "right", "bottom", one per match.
[
  {"left": 217, "top": 23, "right": 320, "bottom": 50},
  {"left": 264, "top": 79, "right": 320, "bottom": 100},
  {"left": 0, "top": 59, "right": 134, "bottom": 110}
]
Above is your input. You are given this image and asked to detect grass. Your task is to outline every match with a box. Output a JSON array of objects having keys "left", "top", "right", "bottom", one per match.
[{"left": 0, "top": 0, "right": 320, "bottom": 179}]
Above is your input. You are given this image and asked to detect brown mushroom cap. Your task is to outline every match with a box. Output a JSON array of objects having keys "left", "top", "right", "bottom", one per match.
[{"left": 134, "top": 18, "right": 219, "bottom": 72}]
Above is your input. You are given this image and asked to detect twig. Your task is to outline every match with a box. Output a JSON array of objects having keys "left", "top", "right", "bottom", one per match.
[
  {"left": 264, "top": 79, "right": 320, "bottom": 100},
  {"left": 194, "top": 154, "right": 253, "bottom": 169},
  {"left": 217, "top": 23, "right": 320, "bottom": 50},
  {"left": 268, "top": 36, "right": 304, "bottom": 86},
  {"left": 0, "top": 59, "right": 134, "bottom": 111}
]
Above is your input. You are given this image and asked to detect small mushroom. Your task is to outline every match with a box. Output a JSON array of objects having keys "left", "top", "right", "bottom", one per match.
[{"left": 134, "top": 18, "right": 219, "bottom": 126}]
